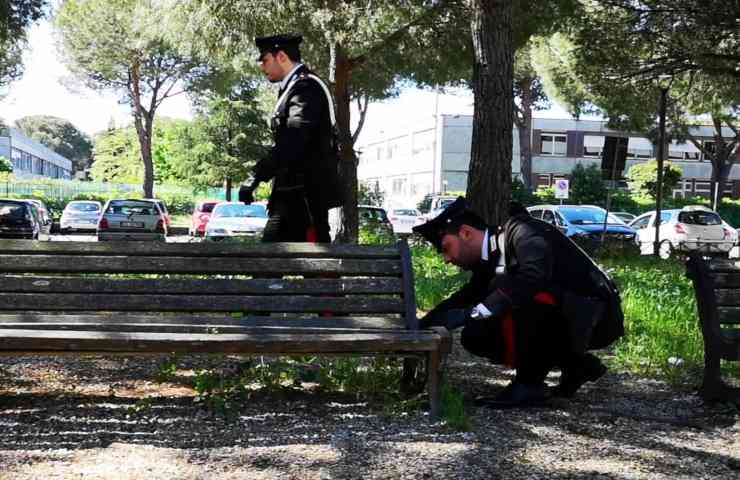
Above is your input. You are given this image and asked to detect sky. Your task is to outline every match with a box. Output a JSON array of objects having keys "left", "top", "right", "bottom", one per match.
[{"left": 0, "top": 19, "right": 584, "bottom": 141}]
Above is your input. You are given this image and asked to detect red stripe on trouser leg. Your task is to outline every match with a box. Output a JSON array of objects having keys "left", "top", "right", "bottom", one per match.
[
  {"left": 501, "top": 313, "right": 516, "bottom": 367},
  {"left": 501, "top": 292, "right": 556, "bottom": 368},
  {"left": 306, "top": 225, "right": 318, "bottom": 243},
  {"left": 534, "top": 291, "right": 556, "bottom": 305}
]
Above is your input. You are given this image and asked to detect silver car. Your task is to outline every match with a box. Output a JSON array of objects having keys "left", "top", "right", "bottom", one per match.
[
  {"left": 60, "top": 200, "right": 102, "bottom": 233},
  {"left": 97, "top": 199, "right": 167, "bottom": 241}
]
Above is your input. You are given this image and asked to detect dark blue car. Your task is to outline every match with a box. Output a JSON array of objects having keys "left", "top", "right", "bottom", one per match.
[{"left": 527, "top": 204, "right": 637, "bottom": 244}]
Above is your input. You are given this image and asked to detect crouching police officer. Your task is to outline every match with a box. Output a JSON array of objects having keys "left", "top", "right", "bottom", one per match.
[
  {"left": 413, "top": 197, "right": 623, "bottom": 408},
  {"left": 239, "top": 33, "right": 341, "bottom": 242}
]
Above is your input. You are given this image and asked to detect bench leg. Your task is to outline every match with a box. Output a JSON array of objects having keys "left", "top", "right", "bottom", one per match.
[
  {"left": 427, "top": 349, "right": 442, "bottom": 421},
  {"left": 700, "top": 348, "right": 740, "bottom": 406}
]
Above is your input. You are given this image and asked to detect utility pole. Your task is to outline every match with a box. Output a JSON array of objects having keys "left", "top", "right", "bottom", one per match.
[{"left": 654, "top": 83, "right": 669, "bottom": 256}]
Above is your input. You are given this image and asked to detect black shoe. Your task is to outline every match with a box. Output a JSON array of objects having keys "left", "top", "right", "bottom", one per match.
[
  {"left": 474, "top": 382, "right": 551, "bottom": 409},
  {"left": 553, "top": 354, "right": 607, "bottom": 398}
]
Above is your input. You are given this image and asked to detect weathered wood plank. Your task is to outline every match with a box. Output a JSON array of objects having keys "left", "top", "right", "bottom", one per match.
[
  {"left": 715, "top": 307, "right": 740, "bottom": 325},
  {"left": 0, "top": 293, "right": 405, "bottom": 313},
  {"left": 0, "top": 313, "right": 405, "bottom": 329},
  {"left": 0, "top": 275, "right": 403, "bottom": 295},
  {"left": 0, "top": 323, "right": 408, "bottom": 335},
  {"left": 0, "top": 329, "right": 442, "bottom": 353},
  {"left": 712, "top": 289, "right": 740, "bottom": 308},
  {"left": 0, "top": 240, "right": 400, "bottom": 259},
  {"left": 707, "top": 259, "right": 740, "bottom": 273},
  {"left": 398, "top": 240, "right": 419, "bottom": 329},
  {"left": 709, "top": 273, "right": 740, "bottom": 288},
  {"left": 0, "top": 256, "right": 402, "bottom": 275}
]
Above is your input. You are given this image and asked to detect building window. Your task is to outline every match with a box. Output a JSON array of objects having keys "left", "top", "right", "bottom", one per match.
[
  {"left": 540, "top": 134, "right": 567, "bottom": 156},
  {"left": 391, "top": 177, "right": 407, "bottom": 195},
  {"left": 668, "top": 140, "right": 701, "bottom": 161},
  {"left": 627, "top": 137, "right": 653, "bottom": 159},
  {"left": 583, "top": 135, "right": 604, "bottom": 158}
]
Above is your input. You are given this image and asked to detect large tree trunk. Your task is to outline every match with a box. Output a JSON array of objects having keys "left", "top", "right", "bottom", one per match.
[
  {"left": 332, "top": 44, "right": 358, "bottom": 243},
  {"left": 130, "top": 62, "right": 155, "bottom": 198},
  {"left": 514, "top": 76, "right": 534, "bottom": 190},
  {"left": 466, "top": 0, "right": 513, "bottom": 225},
  {"left": 224, "top": 177, "right": 232, "bottom": 201}
]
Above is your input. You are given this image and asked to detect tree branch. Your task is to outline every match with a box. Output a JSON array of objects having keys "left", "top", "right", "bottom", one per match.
[{"left": 351, "top": 94, "right": 370, "bottom": 144}]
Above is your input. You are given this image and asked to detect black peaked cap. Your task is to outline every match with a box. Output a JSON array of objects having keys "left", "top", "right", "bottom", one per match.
[
  {"left": 255, "top": 33, "right": 303, "bottom": 59},
  {"left": 412, "top": 196, "right": 476, "bottom": 251}
]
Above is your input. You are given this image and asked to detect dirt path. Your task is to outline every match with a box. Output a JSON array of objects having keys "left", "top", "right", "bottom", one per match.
[{"left": 1, "top": 336, "right": 738, "bottom": 479}]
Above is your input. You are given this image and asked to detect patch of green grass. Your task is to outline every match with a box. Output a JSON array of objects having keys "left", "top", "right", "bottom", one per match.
[
  {"left": 440, "top": 382, "right": 470, "bottom": 431},
  {"left": 411, "top": 244, "right": 469, "bottom": 311}
]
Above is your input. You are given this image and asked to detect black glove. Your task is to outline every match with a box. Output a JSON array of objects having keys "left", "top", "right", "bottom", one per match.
[
  {"left": 238, "top": 185, "right": 255, "bottom": 204},
  {"left": 419, "top": 308, "right": 472, "bottom": 331}
]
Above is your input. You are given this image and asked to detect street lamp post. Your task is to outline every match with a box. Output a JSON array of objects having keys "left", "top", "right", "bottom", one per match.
[{"left": 654, "top": 77, "right": 671, "bottom": 257}]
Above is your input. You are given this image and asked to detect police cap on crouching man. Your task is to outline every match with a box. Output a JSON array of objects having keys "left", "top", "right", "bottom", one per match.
[{"left": 413, "top": 197, "right": 624, "bottom": 408}]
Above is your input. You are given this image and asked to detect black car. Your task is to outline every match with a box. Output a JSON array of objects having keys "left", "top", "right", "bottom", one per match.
[{"left": 0, "top": 199, "right": 44, "bottom": 240}]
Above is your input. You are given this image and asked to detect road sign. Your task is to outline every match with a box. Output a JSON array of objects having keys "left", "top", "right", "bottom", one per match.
[{"left": 554, "top": 179, "right": 569, "bottom": 199}]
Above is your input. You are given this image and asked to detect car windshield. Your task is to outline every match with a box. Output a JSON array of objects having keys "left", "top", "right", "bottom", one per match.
[
  {"left": 68, "top": 203, "right": 100, "bottom": 212},
  {"left": 0, "top": 203, "right": 27, "bottom": 219},
  {"left": 214, "top": 204, "right": 267, "bottom": 218},
  {"left": 360, "top": 208, "right": 388, "bottom": 222},
  {"left": 200, "top": 203, "right": 217, "bottom": 213},
  {"left": 678, "top": 211, "right": 722, "bottom": 226},
  {"left": 107, "top": 201, "right": 158, "bottom": 216},
  {"left": 559, "top": 207, "right": 622, "bottom": 225},
  {"left": 439, "top": 199, "right": 455, "bottom": 209},
  {"left": 393, "top": 209, "right": 417, "bottom": 216}
]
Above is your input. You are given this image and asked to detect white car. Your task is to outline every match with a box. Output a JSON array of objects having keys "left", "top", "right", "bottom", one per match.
[
  {"left": 388, "top": 208, "right": 425, "bottom": 234},
  {"left": 629, "top": 205, "right": 737, "bottom": 258},
  {"left": 205, "top": 202, "right": 268, "bottom": 241},
  {"left": 60, "top": 200, "right": 102, "bottom": 233}
]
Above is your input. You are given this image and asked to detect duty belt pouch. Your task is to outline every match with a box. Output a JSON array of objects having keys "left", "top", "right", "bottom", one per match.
[{"left": 561, "top": 292, "right": 605, "bottom": 354}]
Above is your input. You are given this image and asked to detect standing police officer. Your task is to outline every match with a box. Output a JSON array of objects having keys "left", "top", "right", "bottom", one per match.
[{"left": 239, "top": 33, "right": 340, "bottom": 242}]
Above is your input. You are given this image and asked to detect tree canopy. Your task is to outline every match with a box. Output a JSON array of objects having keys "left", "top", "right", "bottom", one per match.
[
  {"left": 55, "top": 0, "right": 209, "bottom": 197},
  {"left": 14, "top": 115, "right": 92, "bottom": 173},
  {"left": 0, "top": 0, "right": 46, "bottom": 88}
]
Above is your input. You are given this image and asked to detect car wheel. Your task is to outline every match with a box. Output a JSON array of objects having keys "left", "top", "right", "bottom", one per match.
[{"left": 659, "top": 240, "right": 673, "bottom": 259}]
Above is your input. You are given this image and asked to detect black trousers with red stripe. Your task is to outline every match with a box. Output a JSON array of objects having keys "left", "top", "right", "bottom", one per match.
[
  {"left": 262, "top": 196, "right": 330, "bottom": 243},
  {"left": 460, "top": 302, "right": 574, "bottom": 384}
]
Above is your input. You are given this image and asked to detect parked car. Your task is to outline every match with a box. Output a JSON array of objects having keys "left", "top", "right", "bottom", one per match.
[
  {"left": 97, "top": 199, "right": 167, "bottom": 241},
  {"left": 426, "top": 196, "right": 458, "bottom": 220},
  {"left": 329, "top": 205, "right": 394, "bottom": 241},
  {"left": 60, "top": 200, "right": 102, "bottom": 233},
  {"left": 629, "top": 206, "right": 736, "bottom": 258},
  {"left": 612, "top": 211, "right": 636, "bottom": 224},
  {"left": 205, "top": 202, "right": 268, "bottom": 241},
  {"left": 527, "top": 204, "right": 637, "bottom": 245},
  {"left": 0, "top": 199, "right": 45, "bottom": 240},
  {"left": 189, "top": 200, "right": 219, "bottom": 237},
  {"left": 20, "top": 198, "right": 53, "bottom": 236},
  {"left": 388, "top": 208, "right": 425, "bottom": 234},
  {"left": 144, "top": 198, "right": 171, "bottom": 228}
]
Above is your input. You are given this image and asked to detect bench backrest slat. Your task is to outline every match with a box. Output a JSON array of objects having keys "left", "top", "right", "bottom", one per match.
[
  {"left": 0, "top": 239, "right": 416, "bottom": 327},
  {"left": 0, "top": 276, "right": 403, "bottom": 295}
]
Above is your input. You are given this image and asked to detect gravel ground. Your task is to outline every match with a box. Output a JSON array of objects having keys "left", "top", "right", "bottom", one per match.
[{"left": 0, "top": 334, "right": 738, "bottom": 480}]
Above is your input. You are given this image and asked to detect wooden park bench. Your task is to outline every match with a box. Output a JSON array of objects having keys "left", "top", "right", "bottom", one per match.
[
  {"left": 685, "top": 252, "right": 740, "bottom": 405},
  {"left": 0, "top": 240, "right": 451, "bottom": 419}
]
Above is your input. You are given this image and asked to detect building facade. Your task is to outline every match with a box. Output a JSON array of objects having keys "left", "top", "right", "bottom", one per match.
[
  {"left": 0, "top": 127, "right": 73, "bottom": 180},
  {"left": 356, "top": 115, "right": 739, "bottom": 209}
]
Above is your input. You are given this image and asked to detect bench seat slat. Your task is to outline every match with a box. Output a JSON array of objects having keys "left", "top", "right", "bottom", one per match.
[
  {"left": 0, "top": 255, "right": 401, "bottom": 276},
  {"left": 0, "top": 313, "right": 405, "bottom": 329},
  {"left": 0, "top": 293, "right": 406, "bottom": 314},
  {"left": 709, "top": 273, "right": 740, "bottom": 288},
  {"left": 0, "top": 276, "right": 403, "bottom": 295},
  {"left": 714, "top": 307, "right": 740, "bottom": 324},
  {"left": 0, "top": 329, "right": 441, "bottom": 354},
  {"left": 0, "top": 240, "right": 401, "bottom": 259}
]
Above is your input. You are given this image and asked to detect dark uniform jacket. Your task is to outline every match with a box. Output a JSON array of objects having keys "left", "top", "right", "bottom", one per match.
[
  {"left": 422, "top": 211, "right": 624, "bottom": 351},
  {"left": 253, "top": 64, "right": 340, "bottom": 211}
]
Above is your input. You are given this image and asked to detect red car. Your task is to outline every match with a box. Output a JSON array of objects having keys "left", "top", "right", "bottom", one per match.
[{"left": 190, "top": 200, "right": 219, "bottom": 237}]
